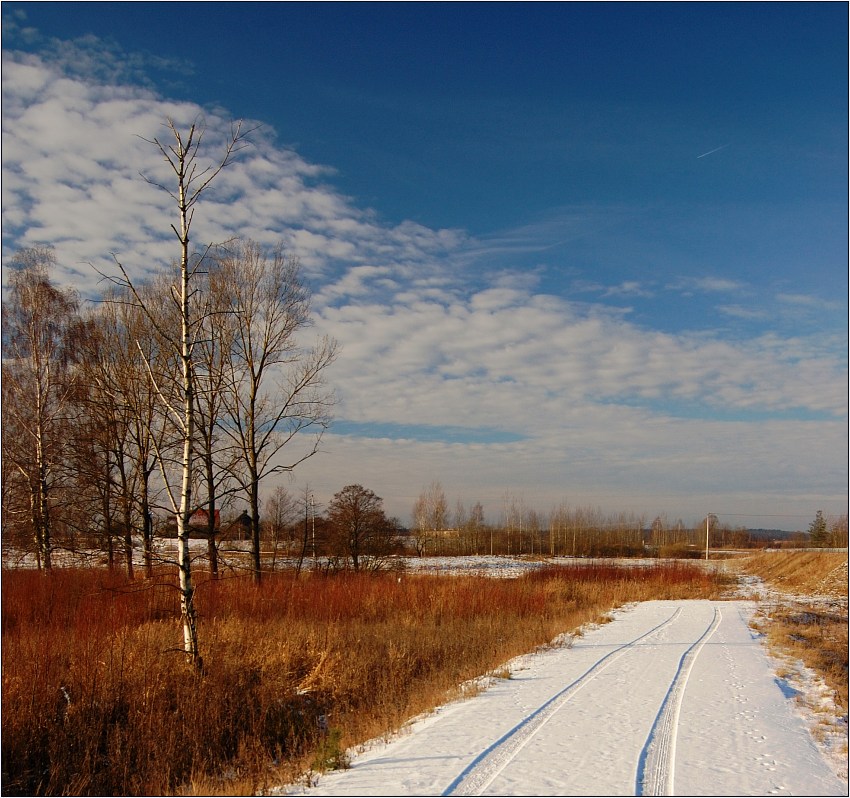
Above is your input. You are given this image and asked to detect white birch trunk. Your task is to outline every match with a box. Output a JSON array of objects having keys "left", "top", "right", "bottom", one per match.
[{"left": 176, "top": 142, "right": 200, "bottom": 665}]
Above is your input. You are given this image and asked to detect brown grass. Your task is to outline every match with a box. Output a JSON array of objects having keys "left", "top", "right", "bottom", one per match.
[
  {"left": 2, "top": 561, "right": 729, "bottom": 795},
  {"left": 736, "top": 550, "right": 848, "bottom": 598},
  {"left": 736, "top": 550, "right": 848, "bottom": 720},
  {"left": 759, "top": 605, "right": 849, "bottom": 715}
]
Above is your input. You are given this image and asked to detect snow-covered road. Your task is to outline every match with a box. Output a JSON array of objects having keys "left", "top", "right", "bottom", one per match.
[{"left": 284, "top": 600, "right": 846, "bottom": 796}]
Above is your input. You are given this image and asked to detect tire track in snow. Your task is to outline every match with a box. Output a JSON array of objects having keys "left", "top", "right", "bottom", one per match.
[
  {"left": 442, "top": 607, "right": 684, "bottom": 796},
  {"left": 635, "top": 605, "right": 722, "bottom": 796}
]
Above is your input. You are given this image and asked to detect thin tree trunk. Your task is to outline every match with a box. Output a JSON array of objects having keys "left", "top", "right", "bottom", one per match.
[
  {"left": 142, "top": 502, "right": 153, "bottom": 578},
  {"left": 176, "top": 140, "right": 200, "bottom": 668},
  {"left": 28, "top": 482, "right": 42, "bottom": 570},
  {"left": 206, "top": 509, "right": 218, "bottom": 579},
  {"left": 203, "top": 452, "right": 219, "bottom": 578},
  {"left": 137, "top": 460, "right": 154, "bottom": 577},
  {"left": 295, "top": 498, "right": 308, "bottom": 578},
  {"left": 250, "top": 471, "right": 262, "bottom": 583},
  {"left": 102, "top": 461, "right": 115, "bottom": 569},
  {"left": 34, "top": 381, "right": 52, "bottom": 569},
  {"left": 37, "top": 440, "right": 51, "bottom": 570},
  {"left": 116, "top": 450, "right": 135, "bottom": 580}
]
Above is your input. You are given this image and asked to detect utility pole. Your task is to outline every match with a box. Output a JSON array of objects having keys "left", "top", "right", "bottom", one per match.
[
  {"left": 705, "top": 513, "right": 716, "bottom": 561},
  {"left": 311, "top": 493, "right": 316, "bottom": 566}
]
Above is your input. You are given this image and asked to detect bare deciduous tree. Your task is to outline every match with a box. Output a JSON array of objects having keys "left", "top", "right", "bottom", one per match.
[
  {"left": 411, "top": 480, "right": 448, "bottom": 556},
  {"left": 76, "top": 312, "right": 130, "bottom": 573},
  {"left": 264, "top": 483, "right": 299, "bottom": 570},
  {"left": 79, "top": 286, "right": 168, "bottom": 577},
  {"left": 411, "top": 494, "right": 429, "bottom": 557},
  {"left": 2, "top": 247, "right": 82, "bottom": 569},
  {"left": 212, "top": 239, "right": 337, "bottom": 583},
  {"left": 193, "top": 273, "right": 241, "bottom": 578},
  {"left": 327, "top": 484, "right": 396, "bottom": 571}
]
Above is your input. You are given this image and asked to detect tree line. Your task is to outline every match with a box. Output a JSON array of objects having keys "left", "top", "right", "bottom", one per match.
[{"left": 407, "top": 483, "right": 848, "bottom": 557}]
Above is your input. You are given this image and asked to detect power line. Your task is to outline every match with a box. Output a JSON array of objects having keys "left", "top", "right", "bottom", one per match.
[{"left": 718, "top": 513, "right": 821, "bottom": 519}]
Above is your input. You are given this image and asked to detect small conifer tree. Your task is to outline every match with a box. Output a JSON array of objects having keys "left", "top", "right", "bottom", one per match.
[{"left": 808, "top": 510, "right": 827, "bottom": 547}]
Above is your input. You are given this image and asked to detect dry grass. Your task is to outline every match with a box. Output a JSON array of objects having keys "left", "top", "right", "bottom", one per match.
[
  {"left": 736, "top": 551, "right": 848, "bottom": 719},
  {"left": 759, "top": 606, "right": 849, "bottom": 714},
  {"left": 2, "top": 561, "right": 729, "bottom": 795},
  {"left": 737, "top": 550, "right": 848, "bottom": 598}
]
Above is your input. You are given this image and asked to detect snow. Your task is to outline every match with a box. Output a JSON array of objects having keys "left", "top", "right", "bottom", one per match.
[{"left": 278, "top": 597, "right": 847, "bottom": 797}]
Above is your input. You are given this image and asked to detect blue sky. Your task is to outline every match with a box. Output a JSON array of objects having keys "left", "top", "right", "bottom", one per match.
[{"left": 2, "top": 3, "right": 847, "bottom": 529}]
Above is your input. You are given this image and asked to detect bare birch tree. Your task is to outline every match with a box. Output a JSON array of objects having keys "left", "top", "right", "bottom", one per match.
[
  {"left": 411, "top": 480, "right": 448, "bottom": 556},
  {"left": 468, "top": 501, "right": 486, "bottom": 554},
  {"left": 265, "top": 483, "right": 300, "bottom": 570},
  {"left": 2, "top": 247, "right": 82, "bottom": 569},
  {"left": 108, "top": 118, "right": 247, "bottom": 667},
  {"left": 411, "top": 493, "right": 430, "bottom": 557}
]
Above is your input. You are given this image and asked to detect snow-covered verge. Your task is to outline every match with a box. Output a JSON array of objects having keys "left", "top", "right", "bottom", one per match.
[
  {"left": 0, "top": 546, "right": 717, "bottom": 574},
  {"left": 762, "top": 640, "right": 849, "bottom": 789},
  {"left": 0, "top": 538, "right": 257, "bottom": 569},
  {"left": 399, "top": 554, "right": 677, "bottom": 577},
  {"left": 734, "top": 568, "right": 849, "bottom": 787}
]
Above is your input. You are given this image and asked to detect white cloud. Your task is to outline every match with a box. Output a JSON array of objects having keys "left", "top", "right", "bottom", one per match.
[
  {"left": 314, "top": 277, "right": 847, "bottom": 429},
  {"left": 776, "top": 292, "right": 844, "bottom": 312},
  {"left": 602, "top": 280, "right": 653, "bottom": 298},
  {"left": 717, "top": 304, "right": 768, "bottom": 320},
  {"left": 670, "top": 275, "right": 748, "bottom": 295}
]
